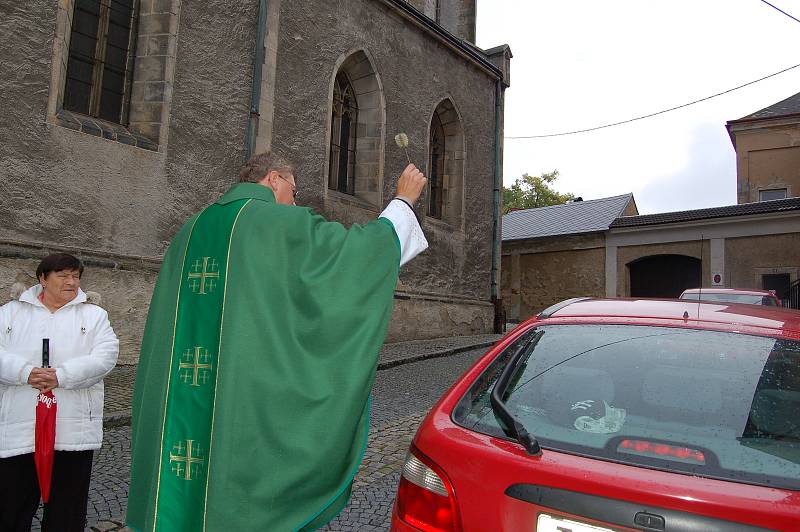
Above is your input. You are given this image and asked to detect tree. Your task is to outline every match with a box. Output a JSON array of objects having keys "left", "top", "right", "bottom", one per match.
[{"left": 502, "top": 170, "right": 576, "bottom": 213}]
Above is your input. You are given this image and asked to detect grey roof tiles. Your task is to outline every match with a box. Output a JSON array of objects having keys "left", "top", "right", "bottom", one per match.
[
  {"left": 737, "top": 91, "right": 800, "bottom": 121},
  {"left": 611, "top": 197, "right": 800, "bottom": 228},
  {"left": 502, "top": 193, "right": 634, "bottom": 241}
]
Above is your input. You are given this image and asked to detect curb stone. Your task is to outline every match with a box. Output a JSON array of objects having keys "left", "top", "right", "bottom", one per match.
[
  {"left": 375, "top": 340, "right": 497, "bottom": 370},
  {"left": 87, "top": 519, "right": 127, "bottom": 531},
  {"left": 103, "top": 411, "right": 132, "bottom": 429}
]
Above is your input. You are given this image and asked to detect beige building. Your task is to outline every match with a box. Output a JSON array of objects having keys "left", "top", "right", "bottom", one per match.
[
  {"left": 727, "top": 91, "right": 800, "bottom": 204},
  {"left": 503, "top": 197, "right": 800, "bottom": 321},
  {"left": 607, "top": 200, "right": 800, "bottom": 301}
]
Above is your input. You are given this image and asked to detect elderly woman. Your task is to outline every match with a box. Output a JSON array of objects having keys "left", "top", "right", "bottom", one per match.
[{"left": 0, "top": 253, "right": 119, "bottom": 531}]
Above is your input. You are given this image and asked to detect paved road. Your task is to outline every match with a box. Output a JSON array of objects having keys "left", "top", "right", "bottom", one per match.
[{"left": 31, "top": 346, "right": 488, "bottom": 531}]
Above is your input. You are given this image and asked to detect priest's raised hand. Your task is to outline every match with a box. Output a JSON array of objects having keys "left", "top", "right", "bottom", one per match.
[
  {"left": 395, "top": 162, "right": 428, "bottom": 206},
  {"left": 128, "top": 150, "right": 429, "bottom": 532}
]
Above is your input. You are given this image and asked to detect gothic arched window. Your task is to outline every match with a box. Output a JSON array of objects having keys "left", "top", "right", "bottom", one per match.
[
  {"left": 328, "top": 72, "right": 359, "bottom": 195},
  {"left": 428, "top": 112, "right": 445, "bottom": 218},
  {"left": 428, "top": 98, "right": 465, "bottom": 226}
]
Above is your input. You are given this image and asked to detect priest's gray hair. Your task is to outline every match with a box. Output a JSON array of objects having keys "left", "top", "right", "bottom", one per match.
[{"left": 239, "top": 151, "right": 295, "bottom": 183}]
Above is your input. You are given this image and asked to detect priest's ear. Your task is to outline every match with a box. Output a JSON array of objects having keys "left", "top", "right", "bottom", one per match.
[{"left": 259, "top": 170, "right": 278, "bottom": 192}]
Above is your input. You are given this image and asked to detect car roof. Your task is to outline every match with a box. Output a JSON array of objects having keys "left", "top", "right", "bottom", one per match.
[
  {"left": 680, "top": 287, "right": 775, "bottom": 296},
  {"left": 535, "top": 297, "right": 800, "bottom": 339}
]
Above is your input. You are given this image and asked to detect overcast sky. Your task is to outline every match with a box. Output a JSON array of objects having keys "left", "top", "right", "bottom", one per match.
[{"left": 475, "top": 0, "right": 800, "bottom": 214}]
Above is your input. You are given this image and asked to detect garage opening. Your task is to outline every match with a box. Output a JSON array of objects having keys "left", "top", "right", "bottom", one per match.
[{"left": 629, "top": 255, "right": 701, "bottom": 298}]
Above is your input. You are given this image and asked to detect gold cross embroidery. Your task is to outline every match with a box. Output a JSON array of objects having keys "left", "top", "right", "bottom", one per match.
[
  {"left": 187, "top": 257, "right": 220, "bottom": 295},
  {"left": 169, "top": 439, "right": 204, "bottom": 481},
  {"left": 179, "top": 347, "right": 213, "bottom": 387}
]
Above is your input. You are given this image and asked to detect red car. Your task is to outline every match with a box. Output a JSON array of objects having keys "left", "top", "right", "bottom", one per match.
[
  {"left": 679, "top": 287, "right": 782, "bottom": 307},
  {"left": 391, "top": 298, "right": 800, "bottom": 531}
]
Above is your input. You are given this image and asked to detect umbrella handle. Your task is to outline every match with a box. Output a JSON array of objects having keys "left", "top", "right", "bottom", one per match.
[{"left": 42, "top": 338, "right": 49, "bottom": 368}]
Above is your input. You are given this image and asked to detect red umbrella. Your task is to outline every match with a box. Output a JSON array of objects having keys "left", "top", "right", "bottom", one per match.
[{"left": 35, "top": 338, "right": 57, "bottom": 503}]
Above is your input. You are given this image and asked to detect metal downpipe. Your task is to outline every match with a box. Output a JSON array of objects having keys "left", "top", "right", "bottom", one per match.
[{"left": 491, "top": 78, "right": 504, "bottom": 333}]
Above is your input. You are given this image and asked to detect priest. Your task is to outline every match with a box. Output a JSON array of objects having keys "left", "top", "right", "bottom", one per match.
[{"left": 127, "top": 150, "right": 428, "bottom": 531}]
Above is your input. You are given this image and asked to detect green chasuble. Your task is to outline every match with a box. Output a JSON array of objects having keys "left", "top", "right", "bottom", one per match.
[{"left": 127, "top": 183, "right": 401, "bottom": 531}]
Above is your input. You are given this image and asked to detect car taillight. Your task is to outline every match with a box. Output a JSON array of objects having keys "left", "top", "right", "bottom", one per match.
[
  {"left": 618, "top": 439, "right": 706, "bottom": 464},
  {"left": 395, "top": 449, "right": 460, "bottom": 532}
]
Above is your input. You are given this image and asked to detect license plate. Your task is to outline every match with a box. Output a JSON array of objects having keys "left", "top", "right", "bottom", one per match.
[{"left": 537, "top": 513, "right": 615, "bottom": 532}]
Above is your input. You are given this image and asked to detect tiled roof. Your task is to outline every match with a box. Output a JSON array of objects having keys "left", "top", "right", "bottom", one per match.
[
  {"left": 737, "top": 91, "right": 800, "bottom": 121},
  {"left": 502, "top": 194, "right": 634, "bottom": 241},
  {"left": 611, "top": 197, "right": 800, "bottom": 228}
]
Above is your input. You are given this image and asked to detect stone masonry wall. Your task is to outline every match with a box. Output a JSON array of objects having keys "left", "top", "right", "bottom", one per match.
[
  {"left": 272, "top": 0, "right": 498, "bottom": 308},
  {"left": 388, "top": 297, "right": 492, "bottom": 340},
  {"left": 501, "top": 233, "right": 606, "bottom": 321},
  {"left": 0, "top": 1, "right": 257, "bottom": 259},
  {"left": 512, "top": 247, "right": 605, "bottom": 320},
  {"left": 0, "top": 0, "right": 501, "bottom": 353},
  {"left": 1, "top": 1, "right": 258, "bottom": 364}
]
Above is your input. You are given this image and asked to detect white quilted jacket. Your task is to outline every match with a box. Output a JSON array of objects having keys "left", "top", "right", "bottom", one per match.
[{"left": 0, "top": 284, "right": 119, "bottom": 457}]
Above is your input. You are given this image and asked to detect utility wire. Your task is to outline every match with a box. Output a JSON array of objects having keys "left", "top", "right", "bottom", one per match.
[
  {"left": 760, "top": 0, "right": 800, "bottom": 24},
  {"left": 506, "top": 62, "right": 800, "bottom": 139}
]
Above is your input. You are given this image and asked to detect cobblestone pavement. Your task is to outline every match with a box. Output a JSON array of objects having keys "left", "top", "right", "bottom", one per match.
[
  {"left": 31, "top": 427, "right": 130, "bottom": 531},
  {"left": 322, "top": 348, "right": 488, "bottom": 531},
  {"left": 103, "top": 366, "right": 136, "bottom": 415},
  {"left": 32, "top": 342, "right": 492, "bottom": 531}
]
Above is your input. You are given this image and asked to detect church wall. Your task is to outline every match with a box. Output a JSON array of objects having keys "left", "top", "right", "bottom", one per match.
[
  {"left": 0, "top": 0, "right": 503, "bottom": 356},
  {"left": 0, "top": 1, "right": 263, "bottom": 363},
  {"left": 0, "top": 1, "right": 258, "bottom": 260},
  {"left": 270, "top": 0, "right": 500, "bottom": 339}
]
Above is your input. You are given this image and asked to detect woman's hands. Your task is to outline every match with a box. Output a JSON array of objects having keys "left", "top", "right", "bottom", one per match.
[{"left": 28, "top": 367, "right": 59, "bottom": 393}]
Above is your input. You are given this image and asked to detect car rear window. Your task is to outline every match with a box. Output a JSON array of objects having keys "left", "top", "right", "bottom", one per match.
[
  {"left": 680, "top": 292, "right": 769, "bottom": 305},
  {"left": 452, "top": 324, "right": 800, "bottom": 490}
]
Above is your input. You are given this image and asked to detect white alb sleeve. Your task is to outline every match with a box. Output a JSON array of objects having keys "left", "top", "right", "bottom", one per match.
[{"left": 379, "top": 199, "right": 429, "bottom": 267}]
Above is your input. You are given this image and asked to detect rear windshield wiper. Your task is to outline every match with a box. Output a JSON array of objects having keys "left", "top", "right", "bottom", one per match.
[{"left": 491, "top": 330, "right": 544, "bottom": 456}]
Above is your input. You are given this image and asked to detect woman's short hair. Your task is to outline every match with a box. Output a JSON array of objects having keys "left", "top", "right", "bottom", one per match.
[
  {"left": 36, "top": 253, "right": 84, "bottom": 280},
  {"left": 239, "top": 151, "right": 295, "bottom": 183}
]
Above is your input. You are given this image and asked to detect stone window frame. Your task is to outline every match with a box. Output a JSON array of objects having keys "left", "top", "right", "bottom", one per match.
[
  {"left": 47, "top": 0, "right": 181, "bottom": 152},
  {"left": 758, "top": 187, "right": 790, "bottom": 202},
  {"left": 425, "top": 97, "right": 466, "bottom": 230},
  {"left": 324, "top": 49, "right": 386, "bottom": 210}
]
